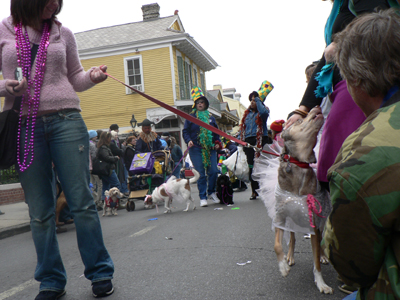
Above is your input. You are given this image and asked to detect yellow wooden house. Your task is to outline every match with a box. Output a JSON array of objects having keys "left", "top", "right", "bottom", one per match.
[
  {"left": 74, "top": 3, "right": 239, "bottom": 148},
  {"left": 1, "top": 3, "right": 239, "bottom": 149}
]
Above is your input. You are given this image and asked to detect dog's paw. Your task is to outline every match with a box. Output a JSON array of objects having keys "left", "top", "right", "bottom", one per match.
[
  {"left": 320, "top": 255, "right": 329, "bottom": 265},
  {"left": 193, "top": 206, "right": 196, "bottom": 210},
  {"left": 278, "top": 258, "right": 290, "bottom": 277},
  {"left": 314, "top": 270, "right": 334, "bottom": 294},
  {"left": 316, "top": 282, "right": 334, "bottom": 294},
  {"left": 183, "top": 208, "right": 188, "bottom": 212},
  {"left": 287, "top": 255, "right": 295, "bottom": 266}
]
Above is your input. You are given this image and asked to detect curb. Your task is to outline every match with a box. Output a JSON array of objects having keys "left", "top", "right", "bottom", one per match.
[{"left": 0, "top": 222, "right": 31, "bottom": 240}]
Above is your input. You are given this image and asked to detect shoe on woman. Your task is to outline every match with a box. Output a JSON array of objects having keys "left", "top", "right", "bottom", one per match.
[{"left": 249, "top": 193, "right": 258, "bottom": 200}]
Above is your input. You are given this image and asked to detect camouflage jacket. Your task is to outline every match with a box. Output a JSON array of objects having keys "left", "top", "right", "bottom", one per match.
[{"left": 322, "top": 89, "right": 400, "bottom": 300}]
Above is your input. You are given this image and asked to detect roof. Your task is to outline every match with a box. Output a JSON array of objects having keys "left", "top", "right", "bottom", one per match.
[
  {"left": 75, "top": 16, "right": 180, "bottom": 51},
  {"left": 74, "top": 15, "right": 218, "bottom": 71}
]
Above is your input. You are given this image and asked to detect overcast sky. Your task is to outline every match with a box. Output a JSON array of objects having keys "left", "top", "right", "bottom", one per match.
[{"left": 0, "top": 1, "right": 332, "bottom": 124}]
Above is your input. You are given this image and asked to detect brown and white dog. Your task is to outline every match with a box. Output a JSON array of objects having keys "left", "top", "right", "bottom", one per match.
[
  {"left": 274, "top": 106, "right": 333, "bottom": 294},
  {"left": 145, "top": 169, "right": 200, "bottom": 213},
  {"left": 103, "top": 187, "right": 123, "bottom": 216}
]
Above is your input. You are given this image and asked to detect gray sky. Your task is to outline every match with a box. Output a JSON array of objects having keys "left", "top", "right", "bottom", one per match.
[{"left": 0, "top": 1, "right": 332, "bottom": 124}]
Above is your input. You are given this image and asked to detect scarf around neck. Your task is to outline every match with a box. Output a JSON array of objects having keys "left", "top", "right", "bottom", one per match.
[{"left": 193, "top": 109, "right": 213, "bottom": 168}]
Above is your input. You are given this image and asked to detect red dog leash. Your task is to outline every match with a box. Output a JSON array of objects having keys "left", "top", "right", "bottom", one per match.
[{"left": 103, "top": 72, "right": 310, "bottom": 168}]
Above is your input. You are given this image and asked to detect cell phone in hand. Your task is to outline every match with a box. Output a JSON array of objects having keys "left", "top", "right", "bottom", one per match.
[{"left": 15, "top": 67, "right": 23, "bottom": 83}]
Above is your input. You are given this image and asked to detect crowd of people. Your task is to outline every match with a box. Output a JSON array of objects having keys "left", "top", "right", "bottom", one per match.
[{"left": 1, "top": 0, "right": 399, "bottom": 299}]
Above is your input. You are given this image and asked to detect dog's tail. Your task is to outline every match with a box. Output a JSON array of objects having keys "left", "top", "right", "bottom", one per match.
[{"left": 189, "top": 169, "right": 200, "bottom": 184}]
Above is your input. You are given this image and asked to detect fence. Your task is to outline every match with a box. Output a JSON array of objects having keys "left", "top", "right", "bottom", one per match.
[{"left": 0, "top": 165, "right": 20, "bottom": 185}]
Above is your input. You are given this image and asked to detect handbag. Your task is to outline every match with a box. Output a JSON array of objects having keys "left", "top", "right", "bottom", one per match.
[
  {"left": 0, "top": 108, "right": 19, "bottom": 170},
  {"left": 0, "top": 45, "right": 39, "bottom": 170},
  {"left": 129, "top": 152, "right": 155, "bottom": 174},
  {"left": 91, "top": 156, "right": 112, "bottom": 177},
  {"left": 222, "top": 146, "right": 249, "bottom": 182}
]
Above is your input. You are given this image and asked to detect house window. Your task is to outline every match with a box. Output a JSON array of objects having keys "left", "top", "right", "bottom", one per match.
[
  {"left": 155, "top": 119, "right": 179, "bottom": 129},
  {"left": 124, "top": 56, "right": 144, "bottom": 94}
]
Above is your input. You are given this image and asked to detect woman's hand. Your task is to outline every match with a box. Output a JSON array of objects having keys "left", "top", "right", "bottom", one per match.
[
  {"left": 285, "top": 105, "right": 309, "bottom": 128},
  {"left": 90, "top": 65, "right": 108, "bottom": 84},
  {"left": 6, "top": 78, "right": 27, "bottom": 97},
  {"left": 324, "top": 42, "right": 337, "bottom": 63},
  {"left": 285, "top": 113, "right": 304, "bottom": 129},
  {"left": 188, "top": 141, "right": 193, "bottom": 148}
]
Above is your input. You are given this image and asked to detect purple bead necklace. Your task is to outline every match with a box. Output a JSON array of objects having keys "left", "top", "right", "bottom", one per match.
[{"left": 14, "top": 22, "right": 50, "bottom": 172}]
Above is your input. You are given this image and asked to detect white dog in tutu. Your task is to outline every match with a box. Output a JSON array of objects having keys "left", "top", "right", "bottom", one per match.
[
  {"left": 103, "top": 187, "right": 123, "bottom": 216},
  {"left": 144, "top": 169, "right": 200, "bottom": 213}
]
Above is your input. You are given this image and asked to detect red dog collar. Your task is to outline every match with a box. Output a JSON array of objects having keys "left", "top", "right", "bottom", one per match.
[{"left": 282, "top": 154, "right": 310, "bottom": 169}]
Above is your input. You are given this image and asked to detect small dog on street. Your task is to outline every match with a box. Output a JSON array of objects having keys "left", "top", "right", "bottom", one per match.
[
  {"left": 145, "top": 169, "right": 200, "bottom": 213},
  {"left": 103, "top": 187, "right": 123, "bottom": 216},
  {"left": 216, "top": 174, "right": 234, "bottom": 205}
]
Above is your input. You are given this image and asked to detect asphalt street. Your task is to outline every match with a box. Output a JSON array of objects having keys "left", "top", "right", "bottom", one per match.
[{"left": 0, "top": 185, "right": 346, "bottom": 300}]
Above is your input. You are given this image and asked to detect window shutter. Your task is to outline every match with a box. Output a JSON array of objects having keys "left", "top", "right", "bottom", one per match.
[
  {"left": 177, "top": 56, "right": 185, "bottom": 99},
  {"left": 200, "top": 73, "right": 205, "bottom": 91},
  {"left": 188, "top": 64, "right": 193, "bottom": 89},
  {"left": 194, "top": 69, "right": 198, "bottom": 87},
  {"left": 184, "top": 61, "right": 191, "bottom": 99}
]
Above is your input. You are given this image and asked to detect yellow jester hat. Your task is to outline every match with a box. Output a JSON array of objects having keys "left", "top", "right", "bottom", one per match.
[
  {"left": 257, "top": 80, "right": 274, "bottom": 102},
  {"left": 191, "top": 86, "right": 209, "bottom": 109}
]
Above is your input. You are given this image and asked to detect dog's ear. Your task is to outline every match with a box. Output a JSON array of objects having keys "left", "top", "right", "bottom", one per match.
[{"left": 280, "top": 128, "right": 292, "bottom": 141}]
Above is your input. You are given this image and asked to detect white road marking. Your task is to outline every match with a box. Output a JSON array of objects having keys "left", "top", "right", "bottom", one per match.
[
  {"left": 129, "top": 226, "right": 156, "bottom": 237},
  {"left": 0, "top": 279, "right": 37, "bottom": 300}
]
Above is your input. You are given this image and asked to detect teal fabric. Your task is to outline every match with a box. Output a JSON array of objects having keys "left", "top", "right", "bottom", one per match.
[
  {"left": 314, "top": 63, "right": 334, "bottom": 98},
  {"left": 316, "top": 0, "right": 342, "bottom": 98},
  {"left": 324, "top": 0, "right": 343, "bottom": 45}
]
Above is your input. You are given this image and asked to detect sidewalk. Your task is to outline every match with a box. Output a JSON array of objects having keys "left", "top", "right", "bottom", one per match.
[{"left": 0, "top": 201, "right": 31, "bottom": 240}]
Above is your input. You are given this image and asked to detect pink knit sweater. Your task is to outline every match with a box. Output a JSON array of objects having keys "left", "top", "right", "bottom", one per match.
[{"left": 0, "top": 16, "right": 96, "bottom": 114}]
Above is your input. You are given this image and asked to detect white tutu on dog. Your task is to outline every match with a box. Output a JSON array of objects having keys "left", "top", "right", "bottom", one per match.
[
  {"left": 252, "top": 142, "right": 281, "bottom": 221},
  {"left": 252, "top": 142, "right": 331, "bottom": 237}
]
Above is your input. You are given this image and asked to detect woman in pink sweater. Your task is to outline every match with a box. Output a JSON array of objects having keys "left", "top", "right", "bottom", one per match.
[{"left": 0, "top": 0, "right": 114, "bottom": 299}]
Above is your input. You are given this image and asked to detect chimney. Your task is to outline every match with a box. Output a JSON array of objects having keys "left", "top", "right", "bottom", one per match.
[{"left": 141, "top": 3, "right": 160, "bottom": 21}]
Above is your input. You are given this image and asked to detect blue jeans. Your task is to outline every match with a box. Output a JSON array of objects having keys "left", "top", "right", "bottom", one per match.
[
  {"left": 101, "top": 170, "right": 121, "bottom": 200},
  {"left": 343, "top": 291, "right": 357, "bottom": 300},
  {"left": 120, "top": 165, "right": 129, "bottom": 193},
  {"left": 172, "top": 162, "right": 182, "bottom": 178},
  {"left": 18, "top": 110, "right": 114, "bottom": 292},
  {"left": 189, "top": 147, "right": 217, "bottom": 199}
]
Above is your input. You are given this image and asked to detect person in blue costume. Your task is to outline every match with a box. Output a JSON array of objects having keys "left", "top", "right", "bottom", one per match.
[{"left": 183, "top": 86, "right": 221, "bottom": 207}]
